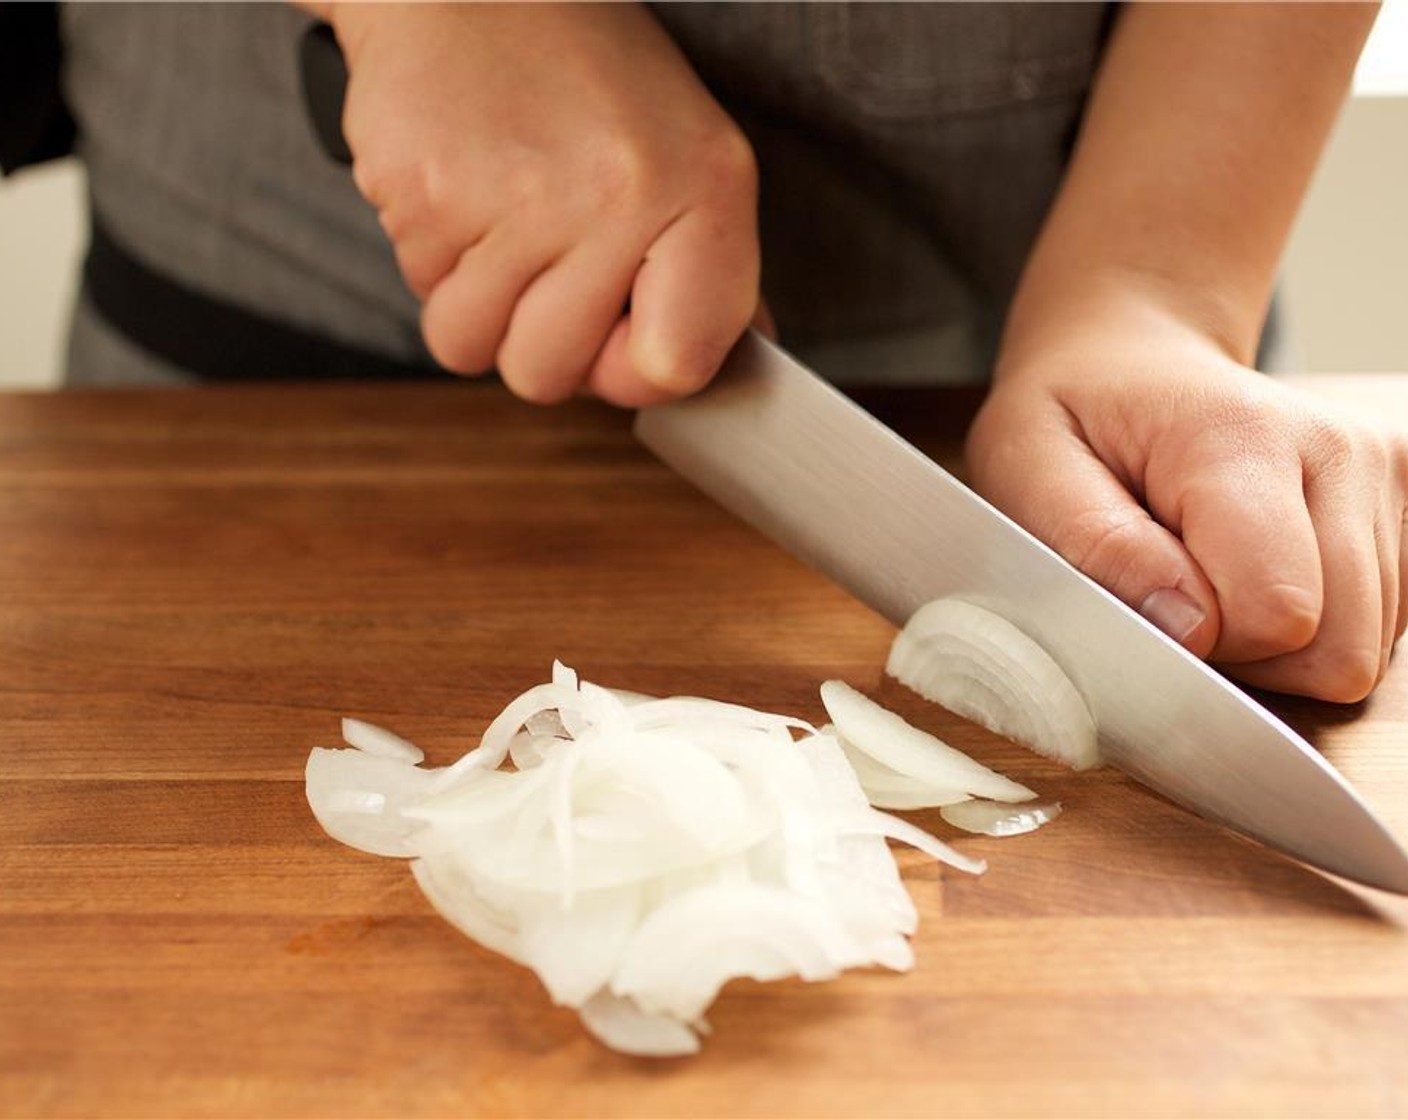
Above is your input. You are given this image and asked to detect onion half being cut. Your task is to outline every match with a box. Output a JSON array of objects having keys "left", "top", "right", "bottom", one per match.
[
  {"left": 886, "top": 598, "right": 1100, "bottom": 770},
  {"left": 305, "top": 665, "right": 999, "bottom": 1057}
]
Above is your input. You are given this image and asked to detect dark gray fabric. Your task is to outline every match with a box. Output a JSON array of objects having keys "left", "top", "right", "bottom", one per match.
[
  {"left": 61, "top": 1, "right": 428, "bottom": 374},
  {"left": 59, "top": 2, "right": 1110, "bottom": 387},
  {"left": 66, "top": 290, "right": 194, "bottom": 387}
]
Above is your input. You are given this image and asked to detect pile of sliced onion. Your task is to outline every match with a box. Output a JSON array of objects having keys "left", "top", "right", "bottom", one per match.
[
  {"left": 307, "top": 607, "right": 1084, "bottom": 1057},
  {"left": 306, "top": 663, "right": 1021, "bottom": 1057}
]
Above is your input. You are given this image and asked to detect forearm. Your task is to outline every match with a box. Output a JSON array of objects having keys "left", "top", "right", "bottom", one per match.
[{"left": 999, "top": 2, "right": 1377, "bottom": 373}]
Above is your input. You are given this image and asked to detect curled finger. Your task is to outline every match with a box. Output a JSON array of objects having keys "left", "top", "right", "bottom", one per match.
[
  {"left": 420, "top": 226, "right": 559, "bottom": 377},
  {"left": 496, "top": 238, "right": 645, "bottom": 405},
  {"left": 593, "top": 201, "right": 759, "bottom": 403},
  {"left": 1220, "top": 466, "right": 1384, "bottom": 702}
]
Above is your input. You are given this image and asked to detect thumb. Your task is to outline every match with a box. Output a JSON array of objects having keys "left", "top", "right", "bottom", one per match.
[{"left": 969, "top": 414, "right": 1222, "bottom": 658}]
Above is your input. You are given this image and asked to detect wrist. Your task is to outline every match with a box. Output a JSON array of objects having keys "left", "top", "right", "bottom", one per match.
[
  {"left": 989, "top": 2, "right": 1376, "bottom": 388},
  {"left": 994, "top": 259, "right": 1261, "bottom": 387}
]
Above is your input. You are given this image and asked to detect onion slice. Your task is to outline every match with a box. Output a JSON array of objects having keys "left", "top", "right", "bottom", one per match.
[
  {"left": 828, "top": 730, "right": 969, "bottom": 810},
  {"left": 410, "top": 853, "right": 525, "bottom": 964},
  {"left": 304, "top": 747, "right": 438, "bottom": 857},
  {"left": 886, "top": 598, "right": 1100, "bottom": 771},
  {"left": 610, "top": 882, "right": 864, "bottom": 1021},
  {"left": 579, "top": 990, "right": 701, "bottom": 1058},
  {"left": 341, "top": 717, "right": 425, "bottom": 762},
  {"left": 940, "top": 799, "right": 1063, "bottom": 837},
  {"left": 833, "top": 807, "right": 987, "bottom": 876},
  {"left": 820, "top": 680, "right": 1035, "bottom": 803}
]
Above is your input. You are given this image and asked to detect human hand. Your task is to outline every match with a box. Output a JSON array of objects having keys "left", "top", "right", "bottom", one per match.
[
  {"left": 327, "top": 2, "right": 761, "bottom": 406},
  {"left": 965, "top": 297, "right": 1408, "bottom": 703}
]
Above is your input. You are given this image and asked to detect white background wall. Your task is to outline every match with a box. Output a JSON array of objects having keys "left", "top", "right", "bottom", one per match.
[
  {"left": 0, "top": 159, "right": 84, "bottom": 388},
  {"left": 2, "top": 8, "right": 1406, "bottom": 390}
]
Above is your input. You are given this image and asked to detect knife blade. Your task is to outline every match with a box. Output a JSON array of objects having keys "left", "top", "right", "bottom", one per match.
[{"left": 635, "top": 330, "right": 1408, "bottom": 894}]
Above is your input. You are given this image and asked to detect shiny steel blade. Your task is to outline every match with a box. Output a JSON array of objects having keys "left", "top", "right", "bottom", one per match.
[{"left": 635, "top": 331, "right": 1408, "bottom": 894}]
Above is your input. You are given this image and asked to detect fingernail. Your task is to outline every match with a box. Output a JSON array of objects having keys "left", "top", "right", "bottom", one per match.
[{"left": 1139, "top": 588, "right": 1207, "bottom": 645}]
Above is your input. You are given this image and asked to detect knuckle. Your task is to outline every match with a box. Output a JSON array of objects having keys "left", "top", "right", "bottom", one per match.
[
  {"left": 1229, "top": 582, "right": 1320, "bottom": 657},
  {"left": 415, "top": 156, "right": 458, "bottom": 218},
  {"left": 1394, "top": 432, "right": 1408, "bottom": 476},
  {"left": 350, "top": 156, "right": 386, "bottom": 210},
  {"left": 1358, "top": 426, "right": 1395, "bottom": 476},
  {"left": 1304, "top": 414, "right": 1360, "bottom": 473},
  {"left": 585, "top": 121, "right": 757, "bottom": 222},
  {"left": 694, "top": 124, "right": 758, "bottom": 202},
  {"left": 593, "top": 122, "right": 757, "bottom": 213},
  {"left": 377, "top": 204, "right": 411, "bottom": 244},
  {"left": 1314, "top": 647, "right": 1382, "bottom": 704},
  {"left": 355, "top": 150, "right": 449, "bottom": 230}
]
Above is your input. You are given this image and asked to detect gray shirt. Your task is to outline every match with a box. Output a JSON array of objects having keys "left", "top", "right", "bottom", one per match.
[{"left": 60, "top": 2, "right": 1110, "bottom": 386}]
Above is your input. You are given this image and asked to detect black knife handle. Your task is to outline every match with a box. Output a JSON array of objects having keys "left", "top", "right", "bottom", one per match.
[{"left": 298, "top": 21, "right": 353, "bottom": 166}]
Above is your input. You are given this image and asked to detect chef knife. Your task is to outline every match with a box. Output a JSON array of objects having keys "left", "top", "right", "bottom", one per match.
[{"left": 635, "top": 330, "right": 1408, "bottom": 894}]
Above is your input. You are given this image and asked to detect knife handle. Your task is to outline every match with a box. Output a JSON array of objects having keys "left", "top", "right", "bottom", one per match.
[{"left": 298, "top": 21, "right": 353, "bottom": 167}]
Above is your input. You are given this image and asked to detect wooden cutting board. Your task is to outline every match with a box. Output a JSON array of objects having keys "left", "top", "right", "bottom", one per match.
[{"left": 1, "top": 377, "right": 1405, "bottom": 1119}]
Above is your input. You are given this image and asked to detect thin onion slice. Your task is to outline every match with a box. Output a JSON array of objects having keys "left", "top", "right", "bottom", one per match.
[
  {"left": 341, "top": 717, "right": 425, "bottom": 763},
  {"left": 629, "top": 696, "right": 814, "bottom": 739},
  {"left": 940, "top": 799, "right": 1063, "bottom": 837},
  {"left": 579, "top": 990, "right": 701, "bottom": 1058},
  {"left": 829, "top": 729, "right": 970, "bottom": 810},
  {"left": 833, "top": 807, "right": 987, "bottom": 876},
  {"left": 610, "top": 882, "right": 864, "bottom": 1021},
  {"left": 820, "top": 680, "right": 1035, "bottom": 803},
  {"left": 410, "top": 853, "right": 525, "bottom": 964},
  {"left": 887, "top": 598, "right": 1099, "bottom": 770},
  {"left": 518, "top": 884, "right": 644, "bottom": 1007},
  {"left": 305, "top": 747, "right": 438, "bottom": 857}
]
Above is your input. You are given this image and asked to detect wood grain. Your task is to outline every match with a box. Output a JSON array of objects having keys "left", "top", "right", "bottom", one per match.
[{"left": 1, "top": 377, "right": 1406, "bottom": 1119}]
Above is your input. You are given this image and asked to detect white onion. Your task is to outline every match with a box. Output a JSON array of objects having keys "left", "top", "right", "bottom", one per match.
[
  {"left": 410, "top": 853, "right": 525, "bottom": 963},
  {"left": 578, "top": 990, "right": 701, "bottom": 1057},
  {"left": 304, "top": 746, "right": 438, "bottom": 857},
  {"left": 519, "top": 884, "right": 644, "bottom": 1007},
  {"left": 886, "top": 598, "right": 1100, "bottom": 771},
  {"left": 305, "top": 663, "right": 1049, "bottom": 1057},
  {"left": 940, "top": 799, "right": 1064, "bottom": 837},
  {"left": 820, "top": 680, "right": 1035, "bottom": 804},
  {"left": 833, "top": 807, "right": 987, "bottom": 875},
  {"left": 341, "top": 717, "right": 424, "bottom": 763},
  {"left": 830, "top": 730, "right": 970, "bottom": 810}
]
